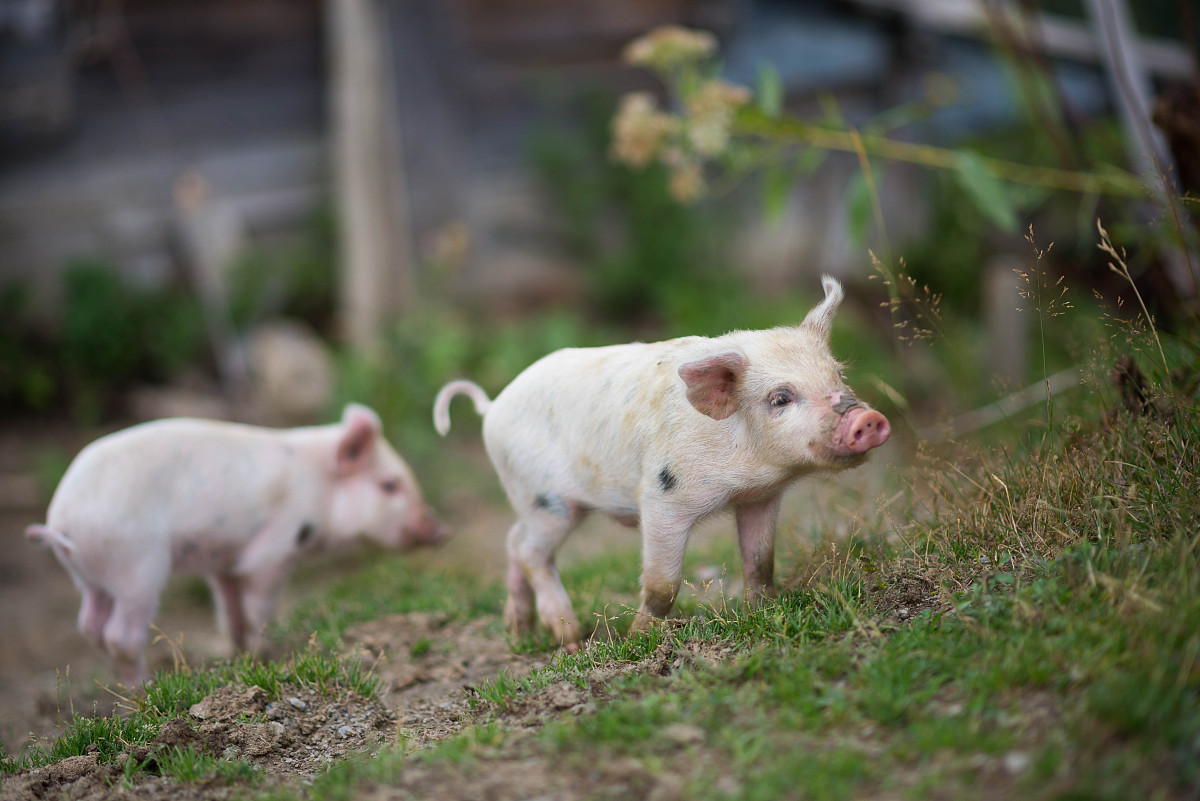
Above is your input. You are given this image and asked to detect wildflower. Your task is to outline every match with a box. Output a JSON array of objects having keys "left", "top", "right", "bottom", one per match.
[
  {"left": 622, "top": 25, "right": 717, "bottom": 74},
  {"left": 685, "top": 79, "right": 751, "bottom": 156},
  {"left": 668, "top": 160, "right": 706, "bottom": 203},
  {"left": 611, "top": 92, "right": 675, "bottom": 167}
]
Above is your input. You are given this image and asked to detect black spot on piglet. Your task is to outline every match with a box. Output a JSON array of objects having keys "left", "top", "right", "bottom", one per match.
[
  {"left": 296, "top": 522, "right": 316, "bottom": 547},
  {"left": 658, "top": 466, "right": 677, "bottom": 493}
]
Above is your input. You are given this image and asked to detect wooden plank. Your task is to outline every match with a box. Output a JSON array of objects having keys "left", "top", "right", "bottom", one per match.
[
  {"left": 327, "top": 0, "right": 414, "bottom": 352},
  {"left": 848, "top": 0, "right": 1193, "bottom": 80}
]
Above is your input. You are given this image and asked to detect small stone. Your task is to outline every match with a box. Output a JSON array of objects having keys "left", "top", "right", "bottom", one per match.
[
  {"left": 287, "top": 697, "right": 308, "bottom": 711},
  {"left": 337, "top": 725, "right": 354, "bottom": 738},
  {"left": 714, "top": 775, "right": 742, "bottom": 797},
  {"left": 241, "top": 722, "right": 286, "bottom": 757},
  {"left": 648, "top": 774, "right": 686, "bottom": 801},
  {"left": 266, "top": 702, "right": 285, "bottom": 721},
  {"left": 604, "top": 757, "right": 649, "bottom": 783},
  {"left": 544, "top": 681, "right": 585, "bottom": 710},
  {"left": 1003, "top": 751, "right": 1031, "bottom": 775},
  {"left": 662, "top": 723, "right": 705, "bottom": 746}
]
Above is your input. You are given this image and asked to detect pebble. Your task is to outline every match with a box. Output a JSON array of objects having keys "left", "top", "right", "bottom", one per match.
[
  {"left": 337, "top": 725, "right": 354, "bottom": 738},
  {"left": 662, "top": 723, "right": 705, "bottom": 746},
  {"left": 1003, "top": 751, "right": 1031, "bottom": 775},
  {"left": 287, "top": 697, "right": 308, "bottom": 711}
]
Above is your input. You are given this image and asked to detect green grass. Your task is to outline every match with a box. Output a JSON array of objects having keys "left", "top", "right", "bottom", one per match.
[
  {"left": 153, "top": 744, "right": 259, "bottom": 785},
  {"left": 269, "top": 349, "right": 1198, "bottom": 801},
  {"left": 0, "top": 644, "right": 381, "bottom": 781},
  {"left": 6, "top": 312, "right": 1197, "bottom": 801},
  {"left": 277, "top": 556, "right": 506, "bottom": 649}
]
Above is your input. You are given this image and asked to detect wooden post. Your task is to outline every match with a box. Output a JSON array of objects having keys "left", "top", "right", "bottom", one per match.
[
  {"left": 1085, "top": 0, "right": 1197, "bottom": 298},
  {"left": 326, "top": 0, "right": 415, "bottom": 353}
]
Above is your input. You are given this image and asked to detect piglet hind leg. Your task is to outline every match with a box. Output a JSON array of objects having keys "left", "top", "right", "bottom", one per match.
[
  {"left": 63, "top": 565, "right": 113, "bottom": 649},
  {"left": 208, "top": 574, "right": 247, "bottom": 651},
  {"left": 102, "top": 593, "right": 160, "bottom": 686},
  {"left": 77, "top": 586, "right": 115, "bottom": 649},
  {"left": 504, "top": 523, "right": 536, "bottom": 635},
  {"left": 630, "top": 504, "right": 695, "bottom": 633},
  {"left": 736, "top": 496, "right": 781, "bottom": 605},
  {"left": 507, "top": 511, "right": 583, "bottom": 650}
]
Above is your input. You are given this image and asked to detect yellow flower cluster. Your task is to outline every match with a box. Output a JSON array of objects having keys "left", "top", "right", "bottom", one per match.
[
  {"left": 685, "top": 80, "right": 751, "bottom": 157},
  {"left": 610, "top": 92, "right": 676, "bottom": 168},
  {"left": 621, "top": 25, "right": 717, "bottom": 74},
  {"left": 610, "top": 27, "right": 751, "bottom": 203}
]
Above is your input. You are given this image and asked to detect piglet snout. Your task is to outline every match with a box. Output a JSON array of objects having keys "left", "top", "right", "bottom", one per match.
[
  {"left": 834, "top": 407, "right": 891, "bottom": 455},
  {"left": 406, "top": 506, "right": 451, "bottom": 548}
]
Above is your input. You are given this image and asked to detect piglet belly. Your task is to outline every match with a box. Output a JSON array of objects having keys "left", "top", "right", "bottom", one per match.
[{"left": 169, "top": 530, "right": 250, "bottom": 575}]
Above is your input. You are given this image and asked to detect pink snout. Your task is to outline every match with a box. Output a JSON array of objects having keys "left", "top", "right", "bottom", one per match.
[
  {"left": 403, "top": 505, "right": 451, "bottom": 548},
  {"left": 834, "top": 407, "right": 891, "bottom": 455}
]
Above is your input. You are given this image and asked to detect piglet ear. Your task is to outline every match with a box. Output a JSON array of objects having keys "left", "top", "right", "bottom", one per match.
[
  {"left": 678, "top": 351, "right": 748, "bottom": 420},
  {"left": 801, "top": 274, "right": 844, "bottom": 341},
  {"left": 336, "top": 403, "right": 382, "bottom": 472}
]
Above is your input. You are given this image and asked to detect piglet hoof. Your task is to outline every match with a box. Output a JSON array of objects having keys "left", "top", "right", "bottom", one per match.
[
  {"left": 504, "top": 612, "right": 535, "bottom": 638},
  {"left": 744, "top": 584, "right": 778, "bottom": 608},
  {"left": 628, "top": 611, "right": 662, "bottom": 634}
]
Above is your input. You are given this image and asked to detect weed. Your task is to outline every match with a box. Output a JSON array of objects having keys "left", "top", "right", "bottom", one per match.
[
  {"left": 48, "top": 713, "right": 159, "bottom": 765},
  {"left": 153, "top": 744, "right": 257, "bottom": 785}
]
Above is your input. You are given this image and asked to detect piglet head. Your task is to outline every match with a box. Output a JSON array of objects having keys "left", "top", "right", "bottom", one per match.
[
  {"left": 679, "top": 276, "right": 890, "bottom": 472},
  {"left": 326, "top": 403, "right": 450, "bottom": 550}
]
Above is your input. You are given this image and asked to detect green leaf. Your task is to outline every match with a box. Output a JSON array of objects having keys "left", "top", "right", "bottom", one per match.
[
  {"left": 762, "top": 166, "right": 791, "bottom": 223},
  {"left": 953, "top": 151, "right": 1018, "bottom": 233},
  {"left": 845, "top": 171, "right": 873, "bottom": 246},
  {"left": 756, "top": 62, "right": 783, "bottom": 119}
]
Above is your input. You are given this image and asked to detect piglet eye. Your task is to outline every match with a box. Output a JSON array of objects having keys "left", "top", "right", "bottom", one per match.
[
  {"left": 769, "top": 390, "right": 794, "bottom": 408},
  {"left": 381, "top": 479, "right": 402, "bottom": 494}
]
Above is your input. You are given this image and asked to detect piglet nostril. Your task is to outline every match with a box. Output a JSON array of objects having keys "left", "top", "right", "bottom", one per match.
[{"left": 839, "top": 409, "right": 891, "bottom": 454}]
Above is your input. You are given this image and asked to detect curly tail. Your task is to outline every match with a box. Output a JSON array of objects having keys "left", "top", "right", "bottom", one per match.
[
  {"left": 433, "top": 380, "right": 493, "bottom": 436},
  {"left": 25, "top": 524, "right": 76, "bottom": 555}
]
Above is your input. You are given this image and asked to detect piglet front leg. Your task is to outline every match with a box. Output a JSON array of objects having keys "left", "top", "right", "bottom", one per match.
[
  {"left": 630, "top": 503, "right": 695, "bottom": 632},
  {"left": 239, "top": 563, "right": 292, "bottom": 653},
  {"left": 208, "top": 562, "right": 290, "bottom": 654},
  {"left": 736, "top": 496, "right": 781, "bottom": 604}
]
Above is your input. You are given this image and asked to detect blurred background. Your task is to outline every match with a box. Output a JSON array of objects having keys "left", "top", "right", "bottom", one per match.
[
  {"left": 1, "top": 0, "right": 1197, "bottom": 754},
  {"left": 0, "top": 0, "right": 1195, "bottom": 432}
]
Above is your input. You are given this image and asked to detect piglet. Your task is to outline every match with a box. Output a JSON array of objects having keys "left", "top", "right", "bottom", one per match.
[
  {"left": 26, "top": 404, "right": 447, "bottom": 685},
  {"left": 434, "top": 276, "right": 889, "bottom": 649}
]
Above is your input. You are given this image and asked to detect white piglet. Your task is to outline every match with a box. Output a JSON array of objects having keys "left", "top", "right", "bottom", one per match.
[
  {"left": 26, "top": 404, "right": 447, "bottom": 684},
  {"left": 434, "top": 277, "right": 889, "bottom": 649}
]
